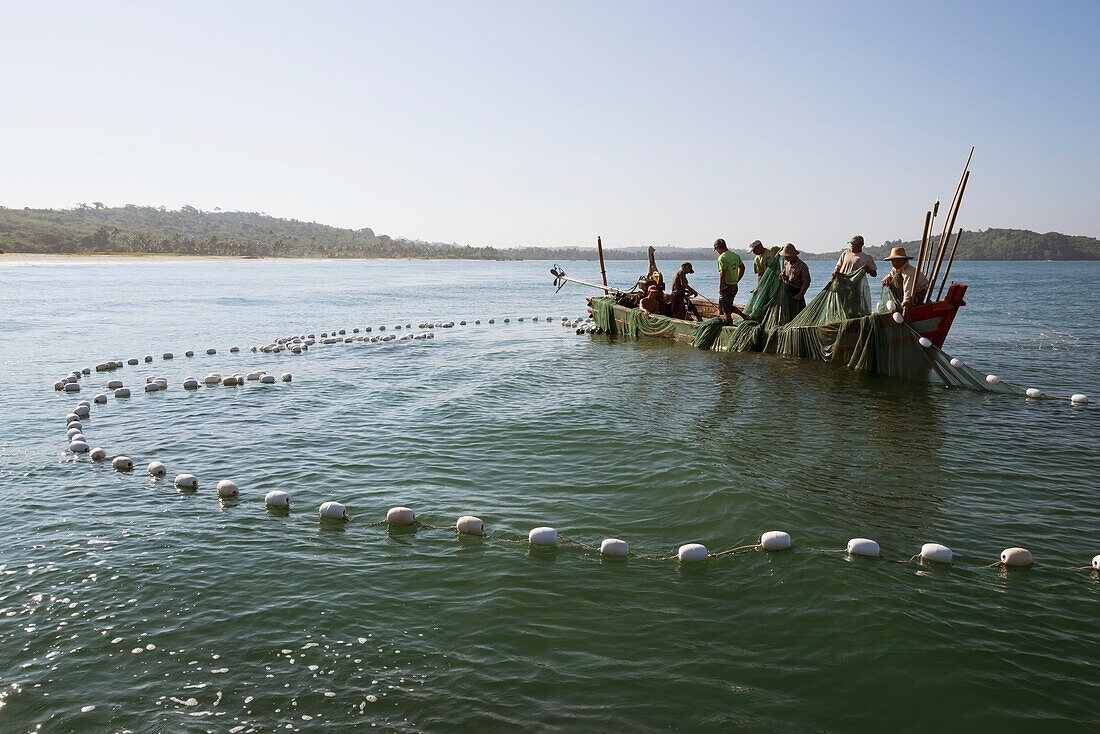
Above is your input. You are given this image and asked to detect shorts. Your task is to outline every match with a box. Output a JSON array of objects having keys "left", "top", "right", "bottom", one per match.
[{"left": 719, "top": 283, "right": 738, "bottom": 315}]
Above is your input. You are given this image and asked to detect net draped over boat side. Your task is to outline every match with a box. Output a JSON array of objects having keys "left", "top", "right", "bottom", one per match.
[
  {"left": 593, "top": 296, "right": 618, "bottom": 334},
  {"left": 693, "top": 318, "right": 726, "bottom": 351},
  {"left": 626, "top": 308, "right": 679, "bottom": 339}
]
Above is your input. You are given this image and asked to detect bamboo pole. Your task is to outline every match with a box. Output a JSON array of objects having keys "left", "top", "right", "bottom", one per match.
[
  {"left": 928, "top": 148, "right": 974, "bottom": 292},
  {"left": 936, "top": 230, "right": 963, "bottom": 301},
  {"left": 923, "top": 200, "right": 941, "bottom": 277},
  {"left": 597, "top": 235, "right": 608, "bottom": 289},
  {"left": 909, "top": 209, "right": 932, "bottom": 304},
  {"left": 927, "top": 169, "right": 970, "bottom": 300}
]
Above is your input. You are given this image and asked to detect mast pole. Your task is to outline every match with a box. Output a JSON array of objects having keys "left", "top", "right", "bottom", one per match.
[{"left": 597, "top": 235, "right": 608, "bottom": 289}]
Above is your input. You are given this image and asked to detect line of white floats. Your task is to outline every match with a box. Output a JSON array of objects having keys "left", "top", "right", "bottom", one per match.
[
  {"left": 250, "top": 316, "right": 592, "bottom": 354},
  {"left": 71, "top": 449, "right": 1100, "bottom": 572}
]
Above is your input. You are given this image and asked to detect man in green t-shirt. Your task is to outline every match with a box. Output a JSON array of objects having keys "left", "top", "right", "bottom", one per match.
[
  {"left": 713, "top": 238, "right": 746, "bottom": 324},
  {"left": 749, "top": 240, "right": 781, "bottom": 281}
]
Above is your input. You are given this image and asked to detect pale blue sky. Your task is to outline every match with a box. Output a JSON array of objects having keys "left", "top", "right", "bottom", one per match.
[{"left": 2, "top": 1, "right": 1097, "bottom": 251}]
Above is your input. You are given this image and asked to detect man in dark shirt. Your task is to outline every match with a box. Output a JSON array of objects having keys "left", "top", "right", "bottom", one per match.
[
  {"left": 779, "top": 243, "right": 811, "bottom": 315},
  {"left": 670, "top": 262, "right": 701, "bottom": 321}
]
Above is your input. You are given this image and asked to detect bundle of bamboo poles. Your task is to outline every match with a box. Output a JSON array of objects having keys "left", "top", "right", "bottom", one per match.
[{"left": 909, "top": 147, "right": 973, "bottom": 303}]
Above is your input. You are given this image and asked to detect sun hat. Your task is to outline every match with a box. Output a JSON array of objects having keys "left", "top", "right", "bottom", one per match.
[
  {"left": 779, "top": 243, "right": 799, "bottom": 257},
  {"left": 883, "top": 246, "right": 913, "bottom": 261},
  {"left": 748, "top": 240, "right": 764, "bottom": 252},
  {"left": 713, "top": 238, "right": 727, "bottom": 249}
]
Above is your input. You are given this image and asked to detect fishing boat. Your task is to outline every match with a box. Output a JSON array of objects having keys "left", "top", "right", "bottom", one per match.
[{"left": 551, "top": 152, "right": 980, "bottom": 383}]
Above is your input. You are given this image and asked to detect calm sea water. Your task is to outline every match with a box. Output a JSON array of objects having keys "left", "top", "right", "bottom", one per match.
[{"left": 0, "top": 258, "right": 1097, "bottom": 732}]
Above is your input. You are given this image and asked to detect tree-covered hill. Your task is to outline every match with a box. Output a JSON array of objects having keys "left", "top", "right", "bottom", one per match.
[{"left": 1, "top": 205, "right": 1096, "bottom": 261}]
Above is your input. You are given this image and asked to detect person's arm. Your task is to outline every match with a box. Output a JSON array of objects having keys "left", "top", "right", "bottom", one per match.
[
  {"left": 833, "top": 253, "right": 844, "bottom": 278},
  {"left": 796, "top": 264, "right": 811, "bottom": 301},
  {"left": 865, "top": 255, "right": 877, "bottom": 277},
  {"left": 737, "top": 263, "right": 745, "bottom": 283}
]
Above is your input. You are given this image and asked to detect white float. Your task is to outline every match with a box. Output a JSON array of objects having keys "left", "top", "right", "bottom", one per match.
[
  {"left": 64, "top": 383, "right": 81, "bottom": 392},
  {"left": 891, "top": 312, "right": 904, "bottom": 324},
  {"left": 203, "top": 374, "right": 220, "bottom": 385},
  {"left": 265, "top": 490, "right": 291, "bottom": 508},
  {"left": 65, "top": 412, "right": 80, "bottom": 423},
  {"left": 528, "top": 527, "right": 558, "bottom": 546},
  {"left": 1025, "top": 388, "right": 1043, "bottom": 398},
  {"left": 230, "top": 346, "right": 240, "bottom": 353},
  {"left": 67, "top": 427, "right": 82, "bottom": 439},
  {"left": 1071, "top": 393, "right": 1089, "bottom": 404},
  {"left": 847, "top": 538, "right": 881, "bottom": 557},
  {"left": 182, "top": 378, "right": 199, "bottom": 389},
  {"left": 319, "top": 501, "right": 347, "bottom": 520},
  {"left": 1000, "top": 547, "right": 1033, "bottom": 567},
  {"left": 600, "top": 538, "right": 630, "bottom": 557},
  {"left": 69, "top": 432, "right": 85, "bottom": 443},
  {"left": 144, "top": 355, "right": 153, "bottom": 363},
  {"left": 206, "top": 348, "right": 216, "bottom": 355},
  {"left": 69, "top": 440, "right": 89, "bottom": 453},
  {"left": 456, "top": 515, "right": 485, "bottom": 535},
  {"left": 677, "top": 543, "right": 708, "bottom": 562},
  {"left": 174, "top": 474, "right": 198, "bottom": 490},
  {"left": 260, "top": 375, "right": 276, "bottom": 384},
  {"left": 93, "top": 393, "right": 107, "bottom": 404},
  {"left": 386, "top": 507, "right": 416, "bottom": 525},
  {"left": 114, "top": 387, "right": 131, "bottom": 398},
  {"left": 147, "top": 461, "right": 166, "bottom": 477},
  {"left": 281, "top": 373, "right": 292, "bottom": 382},
  {"left": 760, "top": 531, "right": 792, "bottom": 551},
  {"left": 127, "top": 358, "right": 139, "bottom": 366},
  {"left": 74, "top": 404, "right": 90, "bottom": 417},
  {"left": 162, "top": 353, "right": 173, "bottom": 360},
  {"left": 112, "top": 456, "right": 134, "bottom": 471},
  {"left": 986, "top": 375, "right": 1001, "bottom": 385},
  {"left": 1093, "top": 555, "right": 1100, "bottom": 571},
  {"left": 89, "top": 447, "right": 106, "bottom": 460},
  {"left": 918, "top": 337, "right": 933, "bottom": 348},
  {"left": 154, "top": 378, "right": 168, "bottom": 389},
  {"left": 920, "top": 543, "right": 953, "bottom": 564},
  {"left": 185, "top": 350, "right": 194, "bottom": 357},
  {"left": 950, "top": 358, "right": 964, "bottom": 368},
  {"left": 216, "top": 479, "right": 239, "bottom": 498},
  {"left": 246, "top": 371, "right": 264, "bottom": 380},
  {"left": 144, "top": 383, "right": 160, "bottom": 392},
  {"left": 885, "top": 299, "right": 897, "bottom": 312}
]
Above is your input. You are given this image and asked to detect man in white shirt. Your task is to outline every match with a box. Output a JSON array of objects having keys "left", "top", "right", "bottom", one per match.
[
  {"left": 881, "top": 246, "right": 929, "bottom": 308},
  {"left": 833, "top": 235, "right": 877, "bottom": 278}
]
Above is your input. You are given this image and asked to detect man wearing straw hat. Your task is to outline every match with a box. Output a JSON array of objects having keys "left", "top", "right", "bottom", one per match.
[
  {"left": 779, "top": 243, "right": 811, "bottom": 315},
  {"left": 881, "top": 246, "right": 929, "bottom": 308}
]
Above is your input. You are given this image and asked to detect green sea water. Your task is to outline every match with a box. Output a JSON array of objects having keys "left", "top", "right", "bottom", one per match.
[{"left": 0, "top": 258, "right": 1097, "bottom": 732}]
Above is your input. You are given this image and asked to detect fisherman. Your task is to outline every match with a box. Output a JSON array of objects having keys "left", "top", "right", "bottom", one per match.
[
  {"left": 713, "top": 238, "right": 747, "bottom": 324},
  {"left": 749, "top": 240, "right": 781, "bottom": 282},
  {"left": 638, "top": 284, "right": 668, "bottom": 316},
  {"left": 637, "top": 245, "right": 665, "bottom": 293},
  {"left": 779, "top": 243, "right": 811, "bottom": 315},
  {"left": 881, "top": 246, "right": 929, "bottom": 308},
  {"left": 670, "top": 262, "right": 701, "bottom": 321},
  {"left": 833, "top": 235, "right": 877, "bottom": 278}
]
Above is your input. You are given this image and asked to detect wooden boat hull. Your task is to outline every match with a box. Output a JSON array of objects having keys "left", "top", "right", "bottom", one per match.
[{"left": 586, "top": 283, "right": 968, "bottom": 372}]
